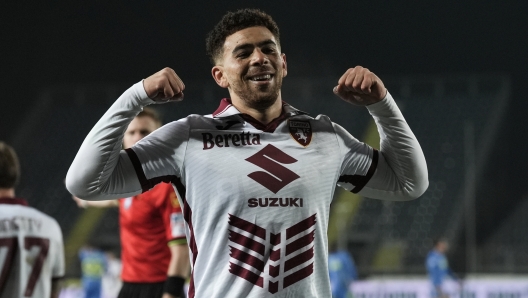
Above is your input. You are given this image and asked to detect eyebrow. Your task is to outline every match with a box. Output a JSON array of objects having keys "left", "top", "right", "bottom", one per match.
[{"left": 232, "top": 39, "right": 277, "bottom": 54}]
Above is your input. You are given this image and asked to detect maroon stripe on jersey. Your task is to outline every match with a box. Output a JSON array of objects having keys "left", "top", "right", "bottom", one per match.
[
  {"left": 338, "top": 149, "right": 379, "bottom": 193},
  {"left": 171, "top": 178, "right": 196, "bottom": 298},
  {"left": 229, "top": 262, "right": 264, "bottom": 288},
  {"left": 212, "top": 98, "right": 232, "bottom": 116},
  {"left": 269, "top": 264, "right": 280, "bottom": 278},
  {"left": 240, "top": 111, "right": 290, "bottom": 133},
  {"left": 286, "top": 231, "right": 315, "bottom": 255},
  {"left": 229, "top": 246, "right": 265, "bottom": 272},
  {"left": 285, "top": 247, "right": 314, "bottom": 271},
  {"left": 228, "top": 230, "right": 265, "bottom": 255},
  {"left": 269, "top": 281, "right": 279, "bottom": 294},
  {"left": 228, "top": 214, "right": 266, "bottom": 240},
  {"left": 0, "top": 198, "right": 28, "bottom": 206},
  {"left": 283, "top": 262, "right": 314, "bottom": 289},
  {"left": 270, "top": 248, "right": 281, "bottom": 261},
  {"left": 270, "top": 232, "right": 281, "bottom": 245},
  {"left": 286, "top": 214, "right": 317, "bottom": 240}
]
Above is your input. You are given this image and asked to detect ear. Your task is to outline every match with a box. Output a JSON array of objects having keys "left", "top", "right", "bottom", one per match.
[
  {"left": 281, "top": 53, "right": 288, "bottom": 78},
  {"left": 212, "top": 66, "right": 229, "bottom": 88}
]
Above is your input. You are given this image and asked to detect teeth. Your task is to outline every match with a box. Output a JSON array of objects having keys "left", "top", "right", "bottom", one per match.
[{"left": 251, "top": 74, "right": 271, "bottom": 81}]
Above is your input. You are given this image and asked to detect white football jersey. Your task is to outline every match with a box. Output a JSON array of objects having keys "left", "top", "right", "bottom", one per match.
[
  {"left": 0, "top": 198, "right": 65, "bottom": 298},
  {"left": 66, "top": 82, "right": 428, "bottom": 298}
]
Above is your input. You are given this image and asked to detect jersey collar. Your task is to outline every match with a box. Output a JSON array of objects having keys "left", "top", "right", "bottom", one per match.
[
  {"left": 0, "top": 197, "right": 29, "bottom": 206},
  {"left": 212, "top": 98, "right": 308, "bottom": 133},
  {"left": 212, "top": 98, "right": 308, "bottom": 118}
]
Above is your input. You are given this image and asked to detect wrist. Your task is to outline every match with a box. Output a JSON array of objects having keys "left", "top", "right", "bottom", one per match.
[{"left": 164, "top": 276, "right": 185, "bottom": 297}]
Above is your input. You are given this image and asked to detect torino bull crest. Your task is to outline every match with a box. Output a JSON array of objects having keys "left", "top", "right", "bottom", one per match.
[{"left": 288, "top": 120, "right": 312, "bottom": 147}]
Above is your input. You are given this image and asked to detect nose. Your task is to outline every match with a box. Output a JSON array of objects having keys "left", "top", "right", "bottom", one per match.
[{"left": 250, "top": 49, "right": 268, "bottom": 65}]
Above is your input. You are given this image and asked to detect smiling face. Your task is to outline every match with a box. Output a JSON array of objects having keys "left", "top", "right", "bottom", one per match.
[{"left": 212, "top": 26, "right": 287, "bottom": 111}]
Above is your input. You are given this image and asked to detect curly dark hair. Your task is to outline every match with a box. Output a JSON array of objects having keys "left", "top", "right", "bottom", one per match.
[{"left": 206, "top": 8, "right": 280, "bottom": 65}]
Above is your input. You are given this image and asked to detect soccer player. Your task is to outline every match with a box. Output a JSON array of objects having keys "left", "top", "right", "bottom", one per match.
[
  {"left": 72, "top": 108, "right": 189, "bottom": 298},
  {"left": 426, "top": 238, "right": 460, "bottom": 298},
  {"left": 0, "top": 141, "right": 65, "bottom": 298},
  {"left": 66, "top": 9, "right": 428, "bottom": 298},
  {"left": 78, "top": 244, "right": 107, "bottom": 298}
]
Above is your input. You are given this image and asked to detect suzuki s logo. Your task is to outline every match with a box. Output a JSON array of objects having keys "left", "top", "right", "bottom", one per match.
[
  {"left": 228, "top": 214, "right": 316, "bottom": 294},
  {"left": 245, "top": 145, "right": 300, "bottom": 193}
]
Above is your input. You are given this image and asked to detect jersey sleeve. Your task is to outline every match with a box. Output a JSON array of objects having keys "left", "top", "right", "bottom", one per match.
[
  {"left": 155, "top": 183, "right": 187, "bottom": 245},
  {"left": 125, "top": 118, "right": 190, "bottom": 193},
  {"left": 334, "top": 123, "right": 377, "bottom": 193},
  {"left": 66, "top": 81, "right": 185, "bottom": 200},
  {"left": 338, "top": 91, "right": 429, "bottom": 201}
]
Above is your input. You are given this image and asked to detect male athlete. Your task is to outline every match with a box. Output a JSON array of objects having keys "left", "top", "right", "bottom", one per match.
[
  {"left": 426, "top": 238, "right": 460, "bottom": 298},
  {"left": 0, "top": 141, "right": 65, "bottom": 298},
  {"left": 66, "top": 9, "right": 428, "bottom": 298},
  {"left": 72, "top": 108, "right": 189, "bottom": 298}
]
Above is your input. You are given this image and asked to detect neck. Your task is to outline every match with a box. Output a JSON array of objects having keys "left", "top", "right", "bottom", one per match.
[
  {"left": 231, "top": 93, "right": 283, "bottom": 125},
  {"left": 0, "top": 188, "right": 15, "bottom": 198}
]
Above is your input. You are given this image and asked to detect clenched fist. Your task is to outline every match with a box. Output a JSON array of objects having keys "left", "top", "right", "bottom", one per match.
[
  {"left": 333, "top": 66, "right": 387, "bottom": 106},
  {"left": 143, "top": 67, "right": 185, "bottom": 102}
]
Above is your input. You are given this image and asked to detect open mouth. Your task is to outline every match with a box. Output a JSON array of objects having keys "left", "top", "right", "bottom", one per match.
[{"left": 248, "top": 74, "right": 273, "bottom": 82}]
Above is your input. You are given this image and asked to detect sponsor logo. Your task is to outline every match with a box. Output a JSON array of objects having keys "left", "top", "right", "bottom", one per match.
[
  {"left": 227, "top": 213, "right": 317, "bottom": 294},
  {"left": 202, "top": 132, "right": 261, "bottom": 150},
  {"left": 245, "top": 144, "right": 300, "bottom": 193},
  {"left": 247, "top": 198, "right": 303, "bottom": 208},
  {"left": 289, "top": 120, "right": 312, "bottom": 147}
]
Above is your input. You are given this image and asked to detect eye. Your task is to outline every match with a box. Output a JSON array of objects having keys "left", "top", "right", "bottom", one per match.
[
  {"left": 236, "top": 51, "right": 250, "bottom": 58},
  {"left": 262, "top": 47, "right": 276, "bottom": 54}
]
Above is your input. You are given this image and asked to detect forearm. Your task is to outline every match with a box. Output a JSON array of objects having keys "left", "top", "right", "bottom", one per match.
[
  {"left": 66, "top": 82, "right": 153, "bottom": 200},
  {"left": 361, "top": 92, "right": 428, "bottom": 200},
  {"left": 167, "top": 243, "right": 190, "bottom": 277},
  {"left": 79, "top": 198, "right": 119, "bottom": 208}
]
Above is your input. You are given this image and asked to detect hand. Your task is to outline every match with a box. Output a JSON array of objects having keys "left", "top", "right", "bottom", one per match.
[
  {"left": 333, "top": 66, "right": 387, "bottom": 106},
  {"left": 162, "top": 293, "right": 180, "bottom": 298},
  {"left": 143, "top": 67, "right": 185, "bottom": 102}
]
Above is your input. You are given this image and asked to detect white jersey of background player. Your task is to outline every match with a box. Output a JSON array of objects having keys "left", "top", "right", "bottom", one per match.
[
  {"left": 0, "top": 142, "right": 65, "bottom": 298},
  {"left": 66, "top": 9, "right": 428, "bottom": 298}
]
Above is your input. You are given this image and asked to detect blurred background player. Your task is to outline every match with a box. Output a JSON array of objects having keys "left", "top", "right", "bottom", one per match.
[
  {"left": 0, "top": 141, "right": 65, "bottom": 298},
  {"left": 426, "top": 237, "right": 461, "bottom": 298},
  {"left": 328, "top": 243, "right": 357, "bottom": 298},
  {"left": 102, "top": 251, "right": 122, "bottom": 298},
  {"left": 72, "top": 108, "right": 189, "bottom": 298},
  {"left": 78, "top": 244, "right": 107, "bottom": 298}
]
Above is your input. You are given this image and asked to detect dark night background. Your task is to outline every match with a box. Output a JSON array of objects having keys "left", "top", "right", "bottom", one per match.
[{"left": 1, "top": 0, "right": 528, "bottom": 274}]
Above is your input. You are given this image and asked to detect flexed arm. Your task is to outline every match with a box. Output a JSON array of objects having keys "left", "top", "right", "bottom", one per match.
[
  {"left": 334, "top": 66, "right": 428, "bottom": 201},
  {"left": 66, "top": 68, "right": 185, "bottom": 200}
]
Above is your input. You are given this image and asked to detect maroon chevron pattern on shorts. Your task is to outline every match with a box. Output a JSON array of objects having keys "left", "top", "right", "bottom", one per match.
[{"left": 227, "top": 213, "right": 317, "bottom": 294}]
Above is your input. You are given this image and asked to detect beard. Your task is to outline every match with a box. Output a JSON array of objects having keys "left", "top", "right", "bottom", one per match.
[{"left": 229, "top": 70, "right": 284, "bottom": 111}]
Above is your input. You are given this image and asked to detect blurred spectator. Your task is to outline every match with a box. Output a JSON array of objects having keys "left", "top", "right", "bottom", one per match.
[
  {"left": 426, "top": 237, "right": 461, "bottom": 298},
  {"left": 328, "top": 243, "right": 357, "bottom": 298},
  {"left": 79, "top": 245, "right": 107, "bottom": 298}
]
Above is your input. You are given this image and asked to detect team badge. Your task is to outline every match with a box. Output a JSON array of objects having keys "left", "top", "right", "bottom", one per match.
[{"left": 289, "top": 120, "right": 312, "bottom": 147}]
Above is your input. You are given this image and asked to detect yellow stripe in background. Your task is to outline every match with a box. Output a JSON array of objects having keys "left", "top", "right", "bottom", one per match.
[{"left": 64, "top": 208, "right": 109, "bottom": 272}]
